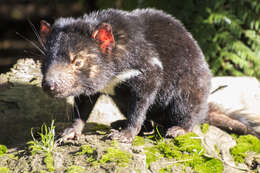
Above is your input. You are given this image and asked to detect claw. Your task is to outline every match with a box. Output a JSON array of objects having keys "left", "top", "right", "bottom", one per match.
[
  {"left": 107, "top": 127, "right": 140, "bottom": 143},
  {"left": 60, "top": 119, "right": 85, "bottom": 142},
  {"left": 166, "top": 126, "right": 187, "bottom": 138}
]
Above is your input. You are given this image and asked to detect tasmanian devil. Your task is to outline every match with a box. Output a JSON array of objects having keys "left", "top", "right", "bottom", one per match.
[{"left": 40, "top": 8, "right": 212, "bottom": 143}]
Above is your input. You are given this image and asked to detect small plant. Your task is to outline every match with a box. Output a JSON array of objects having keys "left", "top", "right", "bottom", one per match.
[
  {"left": 27, "top": 120, "right": 56, "bottom": 155},
  {"left": 0, "top": 145, "right": 7, "bottom": 156},
  {"left": 27, "top": 120, "right": 56, "bottom": 172}
]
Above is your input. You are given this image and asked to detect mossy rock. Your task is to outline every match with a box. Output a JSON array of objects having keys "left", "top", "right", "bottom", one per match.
[{"left": 0, "top": 59, "right": 71, "bottom": 146}]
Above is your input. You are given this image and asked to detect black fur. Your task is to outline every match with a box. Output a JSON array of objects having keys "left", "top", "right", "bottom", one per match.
[{"left": 42, "top": 9, "right": 211, "bottom": 142}]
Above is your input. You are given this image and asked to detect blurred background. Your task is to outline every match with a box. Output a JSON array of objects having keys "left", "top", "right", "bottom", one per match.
[{"left": 1, "top": 0, "right": 260, "bottom": 78}]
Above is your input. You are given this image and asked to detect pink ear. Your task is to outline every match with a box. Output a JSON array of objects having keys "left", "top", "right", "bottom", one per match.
[
  {"left": 91, "top": 23, "right": 115, "bottom": 54},
  {"left": 40, "top": 20, "right": 51, "bottom": 44}
]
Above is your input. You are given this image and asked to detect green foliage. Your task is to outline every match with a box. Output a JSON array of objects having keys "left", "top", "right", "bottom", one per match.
[
  {"left": 97, "top": 0, "right": 260, "bottom": 78},
  {"left": 0, "top": 167, "right": 9, "bottom": 173},
  {"left": 0, "top": 145, "right": 7, "bottom": 156},
  {"left": 27, "top": 120, "right": 56, "bottom": 155},
  {"left": 144, "top": 133, "right": 223, "bottom": 173},
  {"left": 65, "top": 165, "right": 84, "bottom": 173},
  {"left": 230, "top": 135, "right": 260, "bottom": 163}
]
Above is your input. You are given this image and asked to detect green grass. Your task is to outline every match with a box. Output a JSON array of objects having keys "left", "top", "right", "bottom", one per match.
[
  {"left": 27, "top": 120, "right": 56, "bottom": 155},
  {"left": 27, "top": 120, "right": 57, "bottom": 172}
]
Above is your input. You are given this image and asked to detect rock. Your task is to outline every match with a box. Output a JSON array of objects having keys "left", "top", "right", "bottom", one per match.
[
  {"left": 209, "top": 77, "right": 260, "bottom": 135},
  {"left": 193, "top": 125, "right": 248, "bottom": 172},
  {"left": 0, "top": 58, "right": 72, "bottom": 146},
  {"left": 87, "top": 94, "right": 125, "bottom": 125}
]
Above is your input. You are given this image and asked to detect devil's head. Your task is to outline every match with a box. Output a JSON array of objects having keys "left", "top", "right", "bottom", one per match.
[{"left": 40, "top": 19, "right": 117, "bottom": 98}]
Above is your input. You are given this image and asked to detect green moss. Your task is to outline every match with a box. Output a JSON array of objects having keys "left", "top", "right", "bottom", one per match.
[
  {"left": 0, "top": 145, "right": 7, "bottom": 156},
  {"left": 159, "top": 165, "right": 172, "bottom": 173},
  {"left": 65, "top": 165, "right": 84, "bottom": 173},
  {"left": 194, "top": 158, "right": 224, "bottom": 173},
  {"left": 0, "top": 167, "right": 9, "bottom": 173},
  {"left": 76, "top": 145, "right": 95, "bottom": 156},
  {"left": 230, "top": 135, "right": 260, "bottom": 163},
  {"left": 157, "top": 141, "right": 182, "bottom": 159},
  {"left": 144, "top": 145, "right": 162, "bottom": 167},
  {"left": 132, "top": 136, "right": 146, "bottom": 146},
  {"left": 9, "top": 154, "right": 18, "bottom": 160},
  {"left": 76, "top": 144, "right": 97, "bottom": 163},
  {"left": 201, "top": 123, "right": 210, "bottom": 134},
  {"left": 144, "top": 133, "right": 223, "bottom": 173},
  {"left": 86, "top": 123, "right": 110, "bottom": 132},
  {"left": 39, "top": 171, "right": 48, "bottom": 173},
  {"left": 44, "top": 153, "right": 55, "bottom": 172},
  {"left": 99, "top": 145, "right": 132, "bottom": 167},
  {"left": 173, "top": 133, "right": 205, "bottom": 154}
]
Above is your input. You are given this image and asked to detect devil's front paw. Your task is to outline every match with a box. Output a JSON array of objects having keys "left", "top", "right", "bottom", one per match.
[
  {"left": 58, "top": 119, "right": 85, "bottom": 143},
  {"left": 107, "top": 127, "right": 139, "bottom": 143},
  {"left": 165, "top": 126, "right": 187, "bottom": 138}
]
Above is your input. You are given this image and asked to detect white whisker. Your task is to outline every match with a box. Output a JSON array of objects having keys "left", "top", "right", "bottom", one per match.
[
  {"left": 16, "top": 32, "right": 46, "bottom": 55},
  {"left": 27, "top": 18, "right": 47, "bottom": 51}
]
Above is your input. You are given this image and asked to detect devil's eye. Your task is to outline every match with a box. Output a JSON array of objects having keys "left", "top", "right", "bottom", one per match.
[
  {"left": 73, "top": 59, "right": 84, "bottom": 68},
  {"left": 75, "top": 61, "right": 82, "bottom": 66}
]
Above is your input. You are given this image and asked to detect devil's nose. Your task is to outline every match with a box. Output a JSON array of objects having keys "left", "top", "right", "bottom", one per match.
[{"left": 42, "top": 80, "right": 57, "bottom": 92}]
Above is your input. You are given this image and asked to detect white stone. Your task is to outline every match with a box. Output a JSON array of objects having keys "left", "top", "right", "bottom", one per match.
[{"left": 209, "top": 76, "right": 260, "bottom": 133}]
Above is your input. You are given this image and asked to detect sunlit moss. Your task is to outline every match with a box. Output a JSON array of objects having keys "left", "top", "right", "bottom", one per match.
[
  {"left": 132, "top": 136, "right": 146, "bottom": 146},
  {"left": 144, "top": 132, "right": 223, "bottom": 173},
  {"left": 201, "top": 123, "right": 210, "bottom": 134},
  {"left": 0, "top": 167, "right": 9, "bottom": 173},
  {"left": 0, "top": 145, "right": 7, "bottom": 156},
  {"left": 99, "top": 142, "right": 132, "bottom": 167},
  {"left": 76, "top": 145, "right": 95, "bottom": 156},
  {"left": 76, "top": 144, "right": 97, "bottom": 163},
  {"left": 231, "top": 135, "right": 260, "bottom": 163},
  {"left": 173, "top": 133, "right": 204, "bottom": 154},
  {"left": 65, "top": 165, "right": 84, "bottom": 173}
]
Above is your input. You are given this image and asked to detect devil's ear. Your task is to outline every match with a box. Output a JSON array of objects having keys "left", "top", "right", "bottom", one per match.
[
  {"left": 40, "top": 20, "right": 51, "bottom": 44},
  {"left": 91, "top": 23, "right": 115, "bottom": 54}
]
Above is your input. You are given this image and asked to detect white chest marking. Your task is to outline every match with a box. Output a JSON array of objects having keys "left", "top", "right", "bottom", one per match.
[
  {"left": 100, "top": 69, "right": 141, "bottom": 95},
  {"left": 149, "top": 57, "right": 163, "bottom": 69}
]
